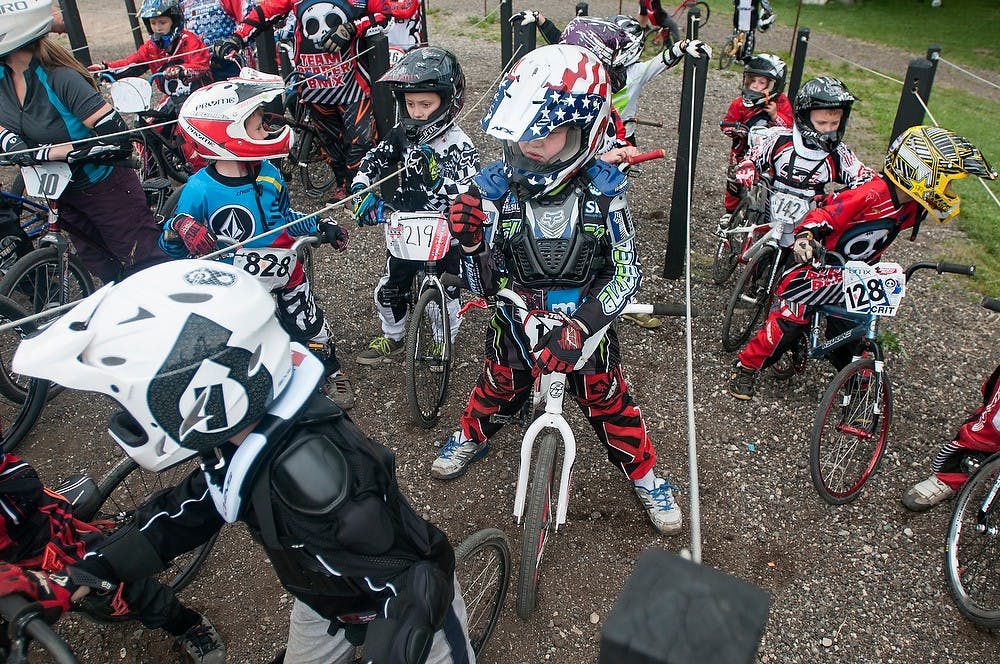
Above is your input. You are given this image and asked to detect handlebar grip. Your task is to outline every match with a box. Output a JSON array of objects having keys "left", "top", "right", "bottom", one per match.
[
  {"left": 440, "top": 273, "right": 466, "bottom": 290},
  {"left": 651, "top": 303, "right": 696, "bottom": 317},
  {"left": 937, "top": 262, "right": 975, "bottom": 276},
  {"left": 983, "top": 297, "right": 1000, "bottom": 313},
  {"left": 0, "top": 595, "right": 79, "bottom": 664},
  {"left": 626, "top": 149, "right": 666, "bottom": 165}
]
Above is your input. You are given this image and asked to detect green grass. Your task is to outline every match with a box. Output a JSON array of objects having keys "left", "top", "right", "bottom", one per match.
[
  {"left": 801, "top": 60, "right": 1000, "bottom": 296},
  {"left": 765, "top": 0, "right": 1000, "bottom": 72}
]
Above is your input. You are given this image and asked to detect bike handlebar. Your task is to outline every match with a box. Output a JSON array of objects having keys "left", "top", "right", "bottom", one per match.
[
  {"left": 0, "top": 595, "right": 79, "bottom": 664},
  {"left": 625, "top": 149, "right": 665, "bottom": 165},
  {"left": 983, "top": 297, "right": 1000, "bottom": 313},
  {"left": 904, "top": 260, "right": 975, "bottom": 280}
]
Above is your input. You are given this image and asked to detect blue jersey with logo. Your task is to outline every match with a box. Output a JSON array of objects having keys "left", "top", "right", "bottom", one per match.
[{"left": 160, "top": 160, "right": 317, "bottom": 260}]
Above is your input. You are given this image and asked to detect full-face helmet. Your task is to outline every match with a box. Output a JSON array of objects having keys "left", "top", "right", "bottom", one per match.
[
  {"left": 379, "top": 46, "right": 465, "bottom": 143},
  {"left": 177, "top": 69, "right": 292, "bottom": 161},
  {"left": 482, "top": 44, "right": 611, "bottom": 198},
  {"left": 12, "top": 260, "right": 294, "bottom": 472},
  {"left": 793, "top": 76, "right": 855, "bottom": 152},
  {"left": 559, "top": 16, "right": 633, "bottom": 92},
  {"left": 0, "top": 0, "right": 53, "bottom": 58},
  {"left": 741, "top": 53, "right": 786, "bottom": 108},
  {"left": 884, "top": 125, "right": 996, "bottom": 223},
  {"left": 609, "top": 15, "right": 646, "bottom": 68},
  {"left": 139, "top": 0, "right": 184, "bottom": 50}
]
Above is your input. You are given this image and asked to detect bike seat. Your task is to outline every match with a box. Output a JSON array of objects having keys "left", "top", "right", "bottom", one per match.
[{"left": 53, "top": 474, "right": 101, "bottom": 522}]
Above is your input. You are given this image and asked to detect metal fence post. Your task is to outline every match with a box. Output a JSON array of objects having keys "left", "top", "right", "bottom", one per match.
[
  {"left": 121, "top": 0, "right": 144, "bottom": 49},
  {"left": 787, "top": 27, "right": 810, "bottom": 101},
  {"left": 58, "top": 0, "right": 92, "bottom": 66},
  {"left": 576, "top": 3, "right": 588, "bottom": 16},
  {"left": 512, "top": 17, "right": 538, "bottom": 60},
  {"left": 500, "top": 0, "right": 513, "bottom": 72}
]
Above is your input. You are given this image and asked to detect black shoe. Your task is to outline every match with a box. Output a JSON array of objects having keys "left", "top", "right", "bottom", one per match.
[
  {"left": 728, "top": 362, "right": 757, "bottom": 400},
  {"left": 174, "top": 615, "right": 226, "bottom": 664}
]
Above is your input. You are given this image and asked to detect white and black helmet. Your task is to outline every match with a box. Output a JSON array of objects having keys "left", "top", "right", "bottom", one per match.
[
  {"left": 0, "top": 0, "right": 53, "bottom": 57},
  {"left": 741, "top": 53, "right": 786, "bottom": 108},
  {"left": 379, "top": 46, "right": 466, "bottom": 143},
  {"left": 12, "top": 260, "right": 294, "bottom": 471},
  {"left": 794, "top": 76, "right": 855, "bottom": 152}
]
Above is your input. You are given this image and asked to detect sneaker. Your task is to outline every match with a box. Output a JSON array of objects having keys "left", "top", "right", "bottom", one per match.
[
  {"left": 356, "top": 336, "right": 404, "bottom": 365},
  {"left": 428, "top": 341, "right": 445, "bottom": 373},
  {"left": 728, "top": 362, "right": 757, "bottom": 400},
  {"left": 174, "top": 616, "right": 226, "bottom": 664},
  {"left": 623, "top": 312, "right": 662, "bottom": 329},
  {"left": 902, "top": 474, "right": 955, "bottom": 512},
  {"left": 431, "top": 431, "right": 489, "bottom": 480},
  {"left": 633, "top": 478, "right": 683, "bottom": 535},
  {"left": 322, "top": 371, "right": 356, "bottom": 410}
]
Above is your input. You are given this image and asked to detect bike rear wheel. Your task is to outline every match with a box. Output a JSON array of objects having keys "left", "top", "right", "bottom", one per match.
[
  {"left": 945, "top": 453, "right": 1000, "bottom": 631},
  {"left": 95, "top": 456, "right": 218, "bottom": 597},
  {"left": 297, "top": 131, "right": 337, "bottom": 199},
  {"left": 0, "top": 296, "right": 47, "bottom": 452},
  {"left": 131, "top": 132, "right": 174, "bottom": 223},
  {"left": 810, "top": 358, "right": 892, "bottom": 505},
  {"left": 721, "top": 247, "right": 778, "bottom": 352},
  {"left": 405, "top": 286, "right": 451, "bottom": 428},
  {"left": 454, "top": 528, "right": 511, "bottom": 655},
  {"left": 516, "top": 432, "right": 558, "bottom": 619},
  {"left": 711, "top": 198, "right": 756, "bottom": 286}
]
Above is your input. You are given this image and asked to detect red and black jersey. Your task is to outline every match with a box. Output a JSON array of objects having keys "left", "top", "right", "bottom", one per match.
[
  {"left": 798, "top": 174, "right": 925, "bottom": 262},
  {"left": 105, "top": 30, "right": 211, "bottom": 96},
  {"left": 721, "top": 93, "right": 792, "bottom": 161}
]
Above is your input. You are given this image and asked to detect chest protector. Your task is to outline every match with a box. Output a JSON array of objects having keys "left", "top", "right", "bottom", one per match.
[
  {"left": 249, "top": 398, "right": 449, "bottom": 599},
  {"left": 505, "top": 186, "right": 607, "bottom": 289}
]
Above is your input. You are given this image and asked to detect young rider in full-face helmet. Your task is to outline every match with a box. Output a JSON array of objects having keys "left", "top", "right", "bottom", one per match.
[
  {"left": 12, "top": 259, "right": 476, "bottom": 664},
  {"left": 728, "top": 125, "right": 996, "bottom": 401},
  {"left": 431, "top": 44, "right": 685, "bottom": 537}
]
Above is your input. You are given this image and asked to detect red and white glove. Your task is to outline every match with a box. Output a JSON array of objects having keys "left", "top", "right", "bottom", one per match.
[
  {"left": 163, "top": 65, "right": 185, "bottom": 80},
  {"left": 0, "top": 563, "right": 73, "bottom": 621},
  {"left": 448, "top": 191, "right": 487, "bottom": 249},
  {"left": 733, "top": 161, "right": 757, "bottom": 189},
  {"left": 534, "top": 318, "right": 589, "bottom": 375},
  {"left": 171, "top": 213, "right": 218, "bottom": 257}
]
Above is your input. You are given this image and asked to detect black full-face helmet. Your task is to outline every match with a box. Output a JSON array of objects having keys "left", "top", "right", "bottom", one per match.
[
  {"left": 379, "top": 46, "right": 466, "bottom": 143},
  {"left": 793, "top": 76, "right": 856, "bottom": 152}
]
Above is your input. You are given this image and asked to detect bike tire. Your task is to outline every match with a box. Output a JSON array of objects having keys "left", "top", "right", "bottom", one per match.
[
  {"left": 297, "top": 131, "right": 337, "bottom": 199},
  {"left": 711, "top": 198, "right": 755, "bottom": 286},
  {"left": 158, "top": 184, "right": 185, "bottom": 227},
  {"left": 719, "top": 37, "right": 736, "bottom": 70},
  {"left": 721, "top": 247, "right": 778, "bottom": 352},
  {"left": 0, "top": 296, "right": 47, "bottom": 452},
  {"left": 695, "top": 1, "right": 710, "bottom": 25},
  {"left": 95, "top": 456, "right": 218, "bottom": 598},
  {"left": 516, "top": 432, "right": 558, "bottom": 620},
  {"left": 945, "top": 453, "right": 1000, "bottom": 631},
  {"left": 132, "top": 133, "right": 174, "bottom": 222},
  {"left": 405, "top": 286, "right": 451, "bottom": 428},
  {"left": 454, "top": 528, "right": 512, "bottom": 655},
  {"left": 809, "top": 358, "right": 892, "bottom": 505}
]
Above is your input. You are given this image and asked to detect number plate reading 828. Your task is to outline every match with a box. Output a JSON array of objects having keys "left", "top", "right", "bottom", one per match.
[
  {"left": 232, "top": 247, "right": 297, "bottom": 291},
  {"left": 842, "top": 261, "right": 906, "bottom": 316}
]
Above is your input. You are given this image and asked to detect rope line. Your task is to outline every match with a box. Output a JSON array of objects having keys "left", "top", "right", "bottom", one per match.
[
  {"left": 938, "top": 57, "right": 1000, "bottom": 92},
  {"left": 469, "top": 3, "right": 502, "bottom": 28},
  {"left": 808, "top": 41, "right": 904, "bottom": 86}
]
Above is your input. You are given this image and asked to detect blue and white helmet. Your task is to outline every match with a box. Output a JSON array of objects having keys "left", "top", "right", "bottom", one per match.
[
  {"left": 139, "top": 0, "right": 184, "bottom": 49},
  {"left": 482, "top": 44, "right": 611, "bottom": 197}
]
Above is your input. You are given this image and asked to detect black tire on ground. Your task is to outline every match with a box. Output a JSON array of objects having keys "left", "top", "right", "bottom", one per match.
[
  {"left": 516, "top": 432, "right": 558, "bottom": 620},
  {"left": 454, "top": 528, "right": 512, "bottom": 655},
  {"left": 711, "top": 198, "right": 757, "bottom": 286},
  {"left": 810, "top": 358, "right": 892, "bottom": 505},
  {"left": 721, "top": 247, "right": 778, "bottom": 352},
  {"left": 405, "top": 287, "right": 451, "bottom": 428},
  {"left": 945, "top": 453, "right": 1000, "bottom": 631}
]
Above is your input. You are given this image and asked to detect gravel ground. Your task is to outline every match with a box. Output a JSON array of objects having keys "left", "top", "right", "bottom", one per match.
[{"left": 19, "top": 1, "right": 999, "bottom": 662}]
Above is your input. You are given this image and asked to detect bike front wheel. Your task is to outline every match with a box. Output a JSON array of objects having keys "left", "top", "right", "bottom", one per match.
[
  {"left": 721, "top": 247, "right": 778, "bottom": 352},
  {"left": 0, "top": 296, "right": 47, "bottom": 452},
  {"left": 694, "top": 1, "right": 710, "bottom": 25},
  {"left": 95, "top": 456, "right": 218, "bottom": 597},
  {"left": 297, "top": 131, "right": 337, "bottom": 199},
  {"left": 719, "top": 37, "right": 735, "bottom": 69},
  {"left": 405, "top": 286, "right": 451, "bottom": 428},
  {"left": 945, "top": 453, "right": 1000, "bottom": 630},
  {"left": 810, "top": 358, "right": 892, "bottom": 505},
  {"left": 454, "top": 528, "right": 512, "bottom": 655},
  {"left": 516, "top": 432, "right": 558, "bottom": 619},
  {"left": 711, "top": 198, "right": 757, "bottom": 286}
]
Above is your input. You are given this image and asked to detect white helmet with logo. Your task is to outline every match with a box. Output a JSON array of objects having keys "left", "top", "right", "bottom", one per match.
[
  {"left": 0, "top": 0, "right": 53, "bottom": 57},
  {"left": 13, "top": 260, "right": 293, "bottom": 471}
]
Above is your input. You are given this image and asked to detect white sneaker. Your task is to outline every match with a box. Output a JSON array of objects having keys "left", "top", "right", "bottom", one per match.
[
  {"left": 902, "top": 474, "right": 954, "bottom": 512},
  {"left": 633, "top": 478, "right": 683, "bottom": 535},
  {"left": 431, "top": 432, "right": 489, "bottom": 480}
]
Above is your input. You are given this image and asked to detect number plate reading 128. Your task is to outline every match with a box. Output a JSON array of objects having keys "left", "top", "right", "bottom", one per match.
[
  {"left": 842, "top": 261, "right": 906, "bottom": 316},
  {"left": 385, "top": 212, "right": 451, "bottom": 262}
]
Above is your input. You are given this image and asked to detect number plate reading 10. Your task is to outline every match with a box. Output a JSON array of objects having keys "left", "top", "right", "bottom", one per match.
[
  {"left": 842, "top": 261, "right": 906, "bottom": 316},
  {"left": 20, "top": 163, "right": 73, "bottom": 199},
  {"left": 385, "top": 212, "right": 451, "bottom": 262}
]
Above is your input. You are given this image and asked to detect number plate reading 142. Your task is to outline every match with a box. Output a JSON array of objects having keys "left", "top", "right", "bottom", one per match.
[
  {"left": 385, "top": 212, "right": 451, "bottom": 262},
  {"left": 842, "top": 261, "right": 905, "bottom": 316},
  {"left": 768, "top": 190, "right": 812, "bottom": 230}
]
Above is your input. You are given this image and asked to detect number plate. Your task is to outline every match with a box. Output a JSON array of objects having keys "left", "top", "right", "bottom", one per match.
[
  {"left": 768, "top": 190, "right": 813, "bottom": 231},
  {"left": 385, "top": 212, "right": 451, "bottom": 262},
  {"left": 842, "top": 261, "right": 906, "bottom": 316},
  {"left": 232, "top": 247, "right": 298, "bottom": 290},
  {"left": 20, "top": 163, "right": 73, "bottom": 199},
  {"left": 109, "top": 77, "right": 153, "bottom": 113}
]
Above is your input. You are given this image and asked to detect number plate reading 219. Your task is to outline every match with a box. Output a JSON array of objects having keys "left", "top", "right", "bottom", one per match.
[{"left": 841, "top": 261, "right": 906, "bottom": 317}]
